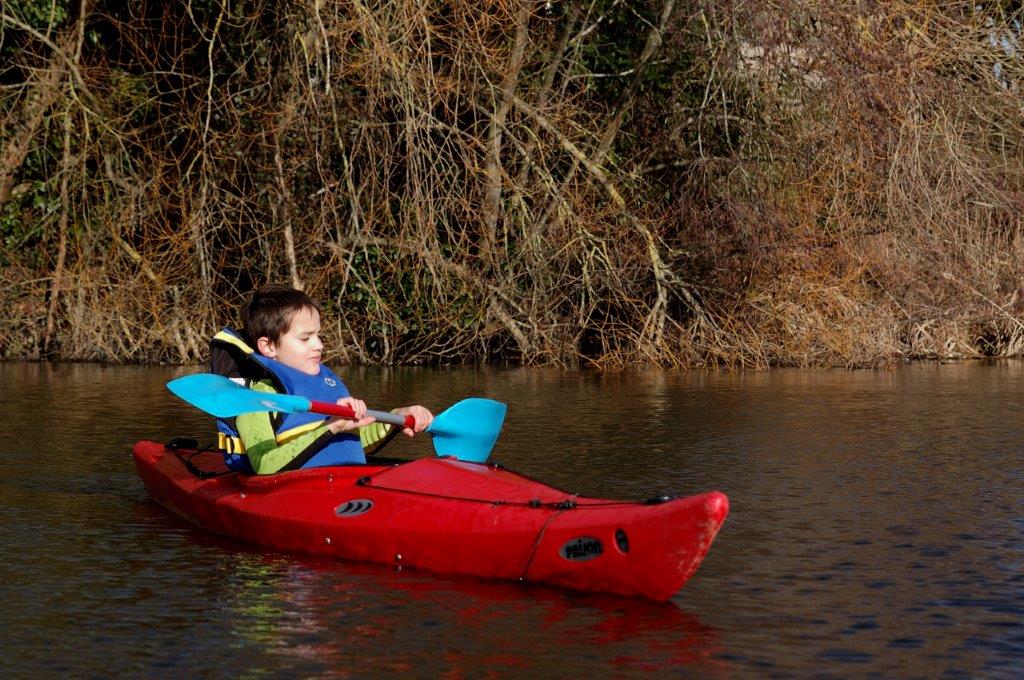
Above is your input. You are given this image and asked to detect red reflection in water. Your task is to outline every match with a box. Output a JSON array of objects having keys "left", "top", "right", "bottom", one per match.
[
  {"left": 229, "top": 554, "right": 728, "bottom": 676},
  {"left": 141, "top": 503, "right": 727, "bottom": 675}
]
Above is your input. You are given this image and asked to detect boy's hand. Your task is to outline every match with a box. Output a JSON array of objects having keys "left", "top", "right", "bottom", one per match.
[
  {"left": 327, "top": 397, "right": 376, "bottom": 433},
  {"left": 394, "top": 405, "right": 433, "bottom": 437}
]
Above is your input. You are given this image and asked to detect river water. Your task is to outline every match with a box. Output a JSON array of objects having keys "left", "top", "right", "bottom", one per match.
[{"left": 1, "top": 361, "right": 1021, "bottom": 677}]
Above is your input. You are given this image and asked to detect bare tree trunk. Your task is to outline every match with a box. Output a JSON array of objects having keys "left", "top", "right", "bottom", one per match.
[
  {"left": 42, "top": 105, "right": 74, "bottom": 355},
  {"left": 273, "top": 129, "right": 302, "bottom": 290},
  {"left": 593, "top": 0, "right": 676, "bottom": 163},
  {"left": 40, "top": 1, "right": 90, "bottom": 355},
  {"left": 480, "top": 1, "right": 532, "bottom": 263},
  {"left": 535, "top": 0, "right": 677, "bottom": 231},
  {"left": 512, "top": 5, "right": 579, "bottom": 189},
  {"left": 0, "top": 35, "right": 71, "bottom": 212}
]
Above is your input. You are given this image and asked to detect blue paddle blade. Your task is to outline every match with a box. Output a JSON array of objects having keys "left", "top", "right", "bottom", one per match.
[
  {"left": 167, "top": 374, "right": 313, "bottom": 418},
  {"left": 427, "top": 398, "right": 507, "bottom": 463}
]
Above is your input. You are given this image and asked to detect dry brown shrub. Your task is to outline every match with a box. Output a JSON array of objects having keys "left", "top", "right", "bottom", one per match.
[
  {"left": 3, "top": 0, "right": 698, "bottom": 366},
  {"left": 682, "top": 0, "right": 1024, "bottom": 366},
  {"left": 4, "top": 0, "right": 1024, "bottom": 368}
]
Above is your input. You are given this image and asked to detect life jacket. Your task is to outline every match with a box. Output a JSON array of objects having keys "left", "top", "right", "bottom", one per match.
[{"left": 210, "top": 328, "right": 365, "bottom": 472}]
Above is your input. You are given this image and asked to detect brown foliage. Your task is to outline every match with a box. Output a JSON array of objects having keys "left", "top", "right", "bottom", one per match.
[
  {"left": 2, "top": 1, "right": 1024, "bottom": 368},
  {"left": 3, "top": 0, "right": 698, "bottom": 366},
  {"left": 665, "top": 0, "right": 1024, "bottom": 366}
]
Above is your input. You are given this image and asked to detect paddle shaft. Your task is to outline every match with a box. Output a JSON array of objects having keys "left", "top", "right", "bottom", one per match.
[
  {"left": 308, "top": 401, "right": 414, "bottom": 430},
  {"left": 167, "top": 374, "right": 505, "bottom": 461}
]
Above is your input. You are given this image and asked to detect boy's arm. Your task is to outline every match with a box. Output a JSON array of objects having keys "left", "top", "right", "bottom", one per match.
[
  {"left": 357, "top": 403, "right": 431, "bottom": 456},
  {"left": 236, "top": 380, "right": 332, "bottom": 475},
  {"left": 359, "top": 420, "right": 398, "bottom": 456},
  {"left": 236, "top": 381, "right": 400, "bottom": 471}
]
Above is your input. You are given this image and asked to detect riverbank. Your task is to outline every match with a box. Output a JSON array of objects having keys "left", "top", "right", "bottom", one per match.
[{"left": 3, "top": 3, "right": 1022, "bottom": 368}]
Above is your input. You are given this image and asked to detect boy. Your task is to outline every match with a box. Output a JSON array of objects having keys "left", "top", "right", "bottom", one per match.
[{"left": 211, "top": 284, "right": 432, "bottom": 474}]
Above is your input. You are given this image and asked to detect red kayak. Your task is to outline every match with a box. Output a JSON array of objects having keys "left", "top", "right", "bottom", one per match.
[{"left": 133, "top": 440, "right": 728, "bottom": 600}]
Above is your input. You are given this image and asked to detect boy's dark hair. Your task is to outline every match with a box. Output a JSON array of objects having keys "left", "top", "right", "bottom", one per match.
[{"left": 241, "top": 284, "right": 320, "bottom": 344}]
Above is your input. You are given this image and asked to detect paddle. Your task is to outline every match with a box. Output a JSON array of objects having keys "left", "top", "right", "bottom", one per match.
[{"left": 167, "top": 373, "right": 506, "bottom": 463}]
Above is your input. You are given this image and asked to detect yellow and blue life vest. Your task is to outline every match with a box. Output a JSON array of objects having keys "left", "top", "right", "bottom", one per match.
[{"left": 210, "top": 328, "right": 365, "bottom": 471}]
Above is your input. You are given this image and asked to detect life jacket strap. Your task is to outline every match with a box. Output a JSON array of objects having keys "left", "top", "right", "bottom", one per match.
[
  {"left": 218, "top": 432, "right": 246, "bottom": 454},
  {"left": 216, "top": 420, "right": 327, "bottom": 457}
]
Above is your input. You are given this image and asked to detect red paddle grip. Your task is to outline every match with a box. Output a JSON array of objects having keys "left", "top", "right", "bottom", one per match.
[
  {"left": 308, "top": 401, "right": 415, "bottom": 429},
  {"left": 309, "top": 400, "right": 356, "bottom": 418}
]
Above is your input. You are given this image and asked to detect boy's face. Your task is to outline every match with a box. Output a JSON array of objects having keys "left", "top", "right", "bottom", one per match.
[{"left": 257, "top": 306, "right": 323, "bottom": 376}]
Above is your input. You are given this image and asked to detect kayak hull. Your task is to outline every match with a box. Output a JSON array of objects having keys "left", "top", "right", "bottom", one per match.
[{"left": 133, "top": 440, "right": 728, "bottom": 600}]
